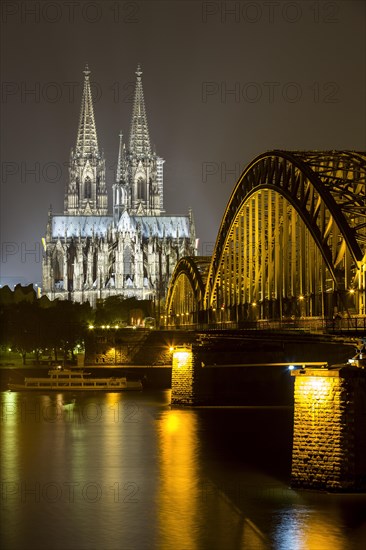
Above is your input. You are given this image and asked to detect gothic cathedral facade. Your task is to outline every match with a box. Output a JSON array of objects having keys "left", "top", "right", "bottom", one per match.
[{"left": 42, "top": 66, "right": 196, "bottom": 307}]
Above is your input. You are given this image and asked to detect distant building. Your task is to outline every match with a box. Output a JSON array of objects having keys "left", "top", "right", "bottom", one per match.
[{"left": 42, "top": 65, "right": 196, "bottom": 306}]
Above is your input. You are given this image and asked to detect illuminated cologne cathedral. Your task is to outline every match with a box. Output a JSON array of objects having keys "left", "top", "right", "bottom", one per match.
[{"left": 42, "top": 65, "right": 196, "bottom": 306}]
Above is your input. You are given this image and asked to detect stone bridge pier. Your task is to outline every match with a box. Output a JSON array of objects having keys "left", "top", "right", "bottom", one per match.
[
  {"left": 291, "top": 366, "right": 366, "bottom": 491},
  {"left": 171, "top": 343, "right": 366, "bottom": 491}
]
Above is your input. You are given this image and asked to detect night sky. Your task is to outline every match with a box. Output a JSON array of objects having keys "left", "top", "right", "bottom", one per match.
[{"left": 1, "top": 0, "right": 365, "bottom": 286}]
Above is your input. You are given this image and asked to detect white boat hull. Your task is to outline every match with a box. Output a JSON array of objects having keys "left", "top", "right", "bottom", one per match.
[
  {"left": 8, "top": 368, "right": 143, "bottom": 392},
  {"left": 8, "top": 382, "right": 142, "bottom": 391}
]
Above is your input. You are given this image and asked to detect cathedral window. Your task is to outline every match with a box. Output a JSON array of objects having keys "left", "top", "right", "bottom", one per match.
[
  {"left": 123, "top": 246, "right": 132, "bottom": 279},
  {"left": 93, "top": 250, "right": 98, "bottom": 283},
  {"left": 53, "top": 251, "right": 64, "bottom": 288},
  {"left": 85, "top": 177, "right": 92, "bottom": 199},
  {"left": 137, "top": 177, "right": 145, "bottom": 201}
]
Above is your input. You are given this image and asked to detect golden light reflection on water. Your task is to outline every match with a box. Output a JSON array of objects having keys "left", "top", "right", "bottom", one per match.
[
  {"left": 163, "top": 411, "right": 181, "bottom": 434},
  {"left": 157, "top": 410, "right": 200, "bottom": 549},
  {"left": 1, "top": 391, "right": 20, "bottom": 476},
  {"left": 155, "top": 409, "right": 278, "bottom": 549}
]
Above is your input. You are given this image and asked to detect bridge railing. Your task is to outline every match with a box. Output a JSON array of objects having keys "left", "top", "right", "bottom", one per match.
[
  {"left": 163, "top": 316, "right": 366, "bottom": 333},
  {"left": 325, "top": 316, "right": 366, "bottom": 333}
]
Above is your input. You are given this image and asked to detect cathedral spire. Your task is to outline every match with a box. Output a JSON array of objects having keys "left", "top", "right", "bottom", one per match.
[
  {"left": 129, "top": 65, "right": 151, "bottom": 157},
  {"left": 76, "top": 64, "right": 99, "bottom": 155},
  {"left": 65, "top": 65, "right": 107, "bottom": 216},
  {"left": 116, "top": 130, "right": 127, "bottom": 182}
]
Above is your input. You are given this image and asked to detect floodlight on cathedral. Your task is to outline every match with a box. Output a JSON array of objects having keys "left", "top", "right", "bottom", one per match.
[{"left": 42, "top": 65, "right": 196, "bottom": 306}]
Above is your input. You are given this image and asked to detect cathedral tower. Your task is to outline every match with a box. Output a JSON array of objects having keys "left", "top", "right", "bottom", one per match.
[
  {"left": 114, "top": 65, "right": 165, "bottom": 219},
  {"left": 64, "top": 65, "right": 108, "bottom": 216},
  {"left": 43, "top": 65, "right": 196, "bottom": 306}
]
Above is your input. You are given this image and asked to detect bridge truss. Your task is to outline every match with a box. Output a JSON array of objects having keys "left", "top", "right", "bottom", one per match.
[
  {"left": 166, "top": 151, "right": 366, "bottom": 325},
  {"left": 165, "top": 257, "right": 211, "bottom": 325}
]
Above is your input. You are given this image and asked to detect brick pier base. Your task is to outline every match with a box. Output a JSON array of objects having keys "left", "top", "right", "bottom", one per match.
[
  {"left": 171, "top": 345, "right": 196, "bottom": 405},
  {"left": 291, "top": 366, "right": 366, "bottom": 491}
]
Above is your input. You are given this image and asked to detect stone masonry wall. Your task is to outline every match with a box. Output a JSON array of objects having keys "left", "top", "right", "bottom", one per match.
[
  {"left": 171, "top": 346, "right": 198, "bottom": 405},
  {"left": 291, "top": 367, "right": 366, "bottom": 491}
]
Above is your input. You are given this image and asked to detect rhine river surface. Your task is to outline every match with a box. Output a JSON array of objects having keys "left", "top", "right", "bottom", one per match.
[{"left": 1, "top": 389, "right": 365, "bottom": 550}]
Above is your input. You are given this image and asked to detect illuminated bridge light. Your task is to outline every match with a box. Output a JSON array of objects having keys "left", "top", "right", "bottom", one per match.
[{"left": 173, "top": 350, "right": 191, "bottom": 368}]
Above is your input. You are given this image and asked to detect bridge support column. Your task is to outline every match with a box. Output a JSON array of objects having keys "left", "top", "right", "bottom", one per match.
[
  {"left": 171, "top": 344, "right": 210, "bottom": 405},
  {"left": 171, "top": 345, "right": 197, "bottom": 405},
  {"left": 291, "top": 366, "right": 366, "bottom": 491}
]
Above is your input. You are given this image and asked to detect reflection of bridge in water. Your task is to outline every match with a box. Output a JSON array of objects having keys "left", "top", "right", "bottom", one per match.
[{"left": 165, "top": 150, "right": 366, "bottom": 330}]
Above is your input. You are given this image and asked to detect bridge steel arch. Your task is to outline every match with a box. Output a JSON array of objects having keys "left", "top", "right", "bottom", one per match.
[
  {"left": 165, "top": 257, "right": 210, "bottom": 326},
  {"left": 204, "top": 150, "right": 366, "bottom": 322}
]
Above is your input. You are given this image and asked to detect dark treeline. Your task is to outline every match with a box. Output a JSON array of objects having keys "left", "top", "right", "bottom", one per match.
[
  {"left": 0, "top": 284, "right": 92, "bottom": 364},
  {"left": 0, "top": 285, "right": 153, "bottom": 364}
]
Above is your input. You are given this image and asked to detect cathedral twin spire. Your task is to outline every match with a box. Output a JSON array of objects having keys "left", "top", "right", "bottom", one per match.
[
  {"left": 129, "top": 64, "right": 152, "bottom": 157},
  {"left": 76, "top": 64, "right": 99, "bottom": 156},
  {"left": 64, "top": 64, "right": 107, "bottom": 216},
  {"left": 76, "top": 63, "right": 152, "bottom": 165},
  {"left": 66, "top": 64, "right": 162, "bottom": 218}
]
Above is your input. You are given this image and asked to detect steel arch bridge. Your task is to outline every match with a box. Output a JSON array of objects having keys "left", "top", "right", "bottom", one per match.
[
  {"left": 166, "top": 150, "right": 366, "bottom": 326},
  {"left": 164, "top": 256, "right": 211, "bottom": 325}
]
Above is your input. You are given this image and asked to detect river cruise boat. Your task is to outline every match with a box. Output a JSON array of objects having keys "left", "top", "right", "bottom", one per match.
[{"left": 8, "top": 367, "right": 142, "bottom": 392}]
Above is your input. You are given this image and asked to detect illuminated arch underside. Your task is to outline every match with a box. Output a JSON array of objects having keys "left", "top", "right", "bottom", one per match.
[
  {"left": 166, "top": 257, "right": 211, "bottom": 318},
  {"left": 166, "top": 151, "right": 366, "bottom": 321},
  {"left": 204, "top": 151, "right": 366, "bottom": 317}
]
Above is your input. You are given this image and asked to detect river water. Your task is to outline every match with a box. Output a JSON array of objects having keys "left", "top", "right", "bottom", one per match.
[{"left": 1, "top": 389, "right": 365, "bottom": 550}]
